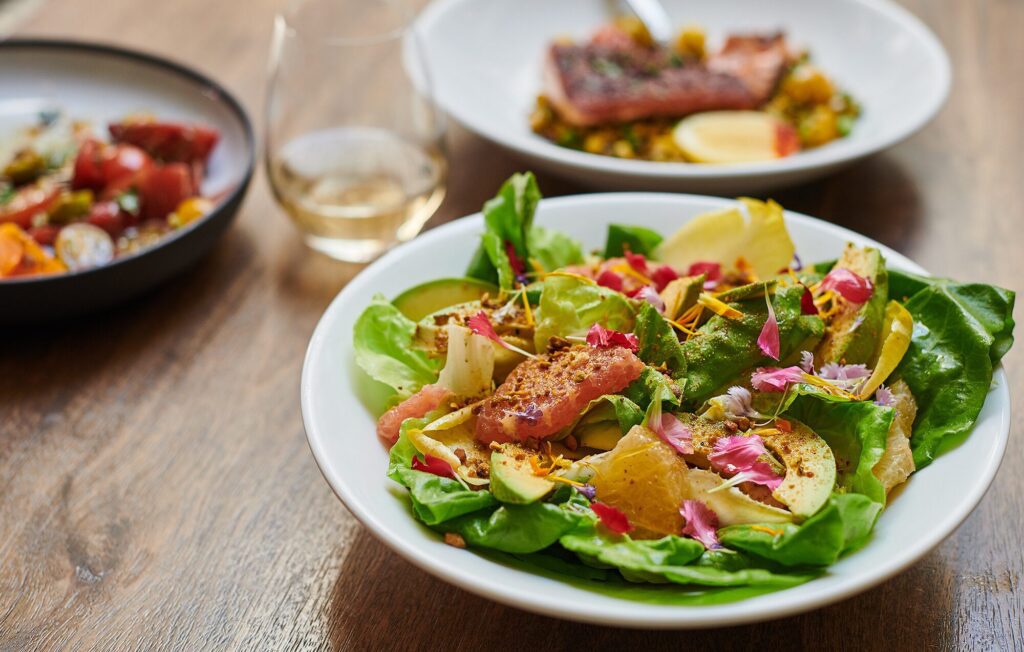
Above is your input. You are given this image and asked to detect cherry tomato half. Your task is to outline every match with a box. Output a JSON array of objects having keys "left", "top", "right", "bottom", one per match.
[
  {"left": 137, "top": 163, "right": 195, "bottom": 221},
  {"left": 108, "top": 121, "right": 219, "bottom": 166},
  {"left": 0, "top": 182, "right": 61, "bottom": 229}
]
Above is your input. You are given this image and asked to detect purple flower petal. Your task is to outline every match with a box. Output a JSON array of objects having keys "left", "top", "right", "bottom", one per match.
[{"left": 635, "top": 286, "right": 666, "bottom": 313}]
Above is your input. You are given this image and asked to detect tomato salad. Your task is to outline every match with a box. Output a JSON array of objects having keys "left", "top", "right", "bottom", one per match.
[{"left": 0, "top": 112, "right": 220, "bottom": 279}]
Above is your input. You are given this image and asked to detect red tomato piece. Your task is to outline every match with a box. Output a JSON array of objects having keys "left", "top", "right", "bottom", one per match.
[
  {"left": 0, "top": 183, "right": 61, "bottom": 229},
  {"left": 74, "top": 139, "right": 153, "bottom": 194},
  {"left": 72, "top": 139, "right": 105, "bottom": 190},
  {"left": 28, "top": 224, "right": 60, "bottom": 246},
  {"left": 87, "top": 201, "right": 126, "bottom": 237},
  {"left": 137, "top": 163, "right": 195, "bottom": 221},
  {"left": 109, "top": 121, "right": 220, "bottom": 166},
  {"left": 100, "top": 144, "right": 152, "bottom": 188}
]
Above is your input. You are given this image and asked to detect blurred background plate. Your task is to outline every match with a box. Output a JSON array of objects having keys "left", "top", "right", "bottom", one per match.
[
  {"left": 0, "top": 39, "right": 254, "bottom": 323},
  {"left": 417, "top": 0, "right": 950, "bottom": 194}
]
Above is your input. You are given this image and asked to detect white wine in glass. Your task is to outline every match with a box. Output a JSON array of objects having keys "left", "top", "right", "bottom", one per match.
[{"left": 265, "top": 0, "right": 446, "bottom": 263}]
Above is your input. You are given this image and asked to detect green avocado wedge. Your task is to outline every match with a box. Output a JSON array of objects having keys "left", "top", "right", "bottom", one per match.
[
  {"left": 490, "top": 449, "right": 555, "bottom": 505},
  {"left": 815, "top": 245, "right": 888, "bottom": 365},
  {"left": 392, "top": 277, "right": 499, "bottom": 322}
]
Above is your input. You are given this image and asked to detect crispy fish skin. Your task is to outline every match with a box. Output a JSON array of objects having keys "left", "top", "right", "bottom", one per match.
[
  {"left": 543, "top": 33, "right": 791, "bottom": 127},
  {"left": 474, "top": 344, "right": 645, "bottom": 444}
]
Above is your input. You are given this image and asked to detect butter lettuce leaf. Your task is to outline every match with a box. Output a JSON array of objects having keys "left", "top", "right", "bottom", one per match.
[
  {"left": 438, "top": 489, "right": 592, "bottom": 554},
  {"left": 533, "top": 274, "right": 636, "bottom": 350},
  {"left": 466, "top": 172, "right": 540, "bottom": 289},
  {"left": 387, "top": 422, "right": 497, "bottom": 525},
  {"left": 719, "top": 493, "right": 882, "bottom": 566},
  {"left": 528, "top": 225, "right": 584, "bottom": 273},
  {"left": 623, "top": 367, "right": 683, "bottom": 411},
  {"left": 887, "top": 272, "right": 1015, "bottom": 468},
  {"left": 465, "top": 172, "right": 585, "bottom": 288},
  {"left": 561, "top": 527, "right": 815, "bottom": 588},
  {"left": 604, "top": 224, "right": 664, "bottom": 258},
  {"left": 634, "top": 301, "right": 687, "bottom": 378},
  {"left": 353, "top": 294, "right": 441, "bottom": 400}
]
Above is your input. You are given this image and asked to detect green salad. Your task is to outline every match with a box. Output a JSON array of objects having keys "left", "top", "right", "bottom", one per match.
[{"left": 352, "top": 173, "right": 1015, "bottom": 603}]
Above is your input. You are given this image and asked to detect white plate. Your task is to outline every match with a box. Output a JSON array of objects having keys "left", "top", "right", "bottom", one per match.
[
  {"left": 301, "top": 194, "right": 1008, "bottom": 628},
  {"left": 416, "top": 0, "right": 950, "bottom": 193}
]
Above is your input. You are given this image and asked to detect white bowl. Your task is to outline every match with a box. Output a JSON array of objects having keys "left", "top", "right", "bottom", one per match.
[
  {"left": 301, "top": 194, "right": 1008, "bottom": 628},
  {"left": 416, "top": 0, "right": 950, "bottom": 193}
]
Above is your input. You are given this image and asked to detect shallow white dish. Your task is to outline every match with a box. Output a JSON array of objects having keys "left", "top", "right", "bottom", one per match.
[
  {"left": 416, "top": 0, "right": 950, "bottom": 194},
  {"left": 301, "top": 194, "right": 1008, "bottom": 628}
]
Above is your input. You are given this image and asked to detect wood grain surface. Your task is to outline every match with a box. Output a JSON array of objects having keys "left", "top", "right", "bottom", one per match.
[{"left": 2, "top": 0, "right": 1021, "bottom": 649}]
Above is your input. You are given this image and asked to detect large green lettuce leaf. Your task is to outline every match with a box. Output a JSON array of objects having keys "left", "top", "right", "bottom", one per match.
[
  {"left": 560, "top": 528, "right": 815, "bottom": 588},
  {"left": 387, "top": 421, "right": 497, "bottom": 525},
  {"left": 353, "top": 294, "right": 441, "bottom": 400},
  {"left": 634, "top": 301, "right": 687, "bottom": 378},
  {"left": 465, "top": 172, "right": 585, "bottom": 288},
  {"left": 603, "top": 224, "right": 664, "bottom": 258},
  {"left": 533, "top": 274, "right": 636, "bottom": 350},
  {"left": 527, "top": 226, "right": 584, "bottom": 272},
  {"left": 719, "top": 493, "right": 882, "bottom": 566},
  {"left": 887, "top": 271, "right": 1016, "bottom": 468},
  {"left": 438, "top": 488, "right": 591, "bottom": 554},
  {"left": 623, "top": 367, "right": 682, "bottom": 410},
  {"left": 681, "top": 285, "right": 824, "bottom": 404}
]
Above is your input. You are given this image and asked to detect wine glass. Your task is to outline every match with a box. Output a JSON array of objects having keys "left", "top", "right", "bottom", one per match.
[{"left": 265, "top": 0, "right": 446, "bottom": 263}]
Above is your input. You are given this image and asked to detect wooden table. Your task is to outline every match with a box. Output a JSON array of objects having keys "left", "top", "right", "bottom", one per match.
[{"left": 2, "top": 0, "right": 1021, "bottom": 648}]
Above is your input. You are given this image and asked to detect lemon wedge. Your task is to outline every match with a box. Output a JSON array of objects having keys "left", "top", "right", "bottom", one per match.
[{"left": 673, "top": 111, "right": 800, "bottom": 164}]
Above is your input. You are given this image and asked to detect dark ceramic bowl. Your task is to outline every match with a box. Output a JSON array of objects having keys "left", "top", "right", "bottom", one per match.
[{"left": 0, "top": 39, "right": 255, "bottom": 324}]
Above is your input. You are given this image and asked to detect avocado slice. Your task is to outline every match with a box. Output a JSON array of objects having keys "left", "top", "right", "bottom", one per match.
[
  {"left": 490, "top": 447, "right": 554, "bottom": 505},
  {"left": 815, "top": 245, "right": 888, "bottom": 365},
  {"left": 659, "top": 274, "right": 705, "bottom": 320},
  {"left": 393, "top": 277, "right": 499, "bottom": 321},
  {"left": 715, "top": 280, "right": 776, "bottom": 304},
  {"left": 761, "top": 419, "right": 836, "bottom": 518}
]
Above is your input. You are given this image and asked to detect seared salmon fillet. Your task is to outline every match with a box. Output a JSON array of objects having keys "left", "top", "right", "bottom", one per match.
[
  {"left": 543, "top": 33, "right": 791, "bottom": 127},
  {"left": 474, "top": 344, "right": 645, "bottom": 444}
]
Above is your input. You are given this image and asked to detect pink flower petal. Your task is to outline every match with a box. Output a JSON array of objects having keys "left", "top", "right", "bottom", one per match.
[
  {"left": 467, "top": 311, "right": 504, "bottom": 346},
  {"left": 680, "top": 500, "right": 722, "bottom": 549},
  {"left": 757, "top": 294, "right": 781, "bottom": 360},
  {"left": 651, "top": 264, "right": 679, "bottom": 291},
  {"left": 750, "top": 366, "right": 805, "bottom": 392},
  {"left": 800, "top": 284, "right": 818, "bottom": 315},
  {"left": 687, "top": 261, "right": 722, "bottom": 282},
  {"left": 596, "top": 270, "right": 624, "bottom": 292},
  {"left": 592, "top": 501, "right": 634, "bottom": 535},
  {"left": 708, "top": 435, "right": 783, "bottom": 491},
  {"left": 654, "top": 413, "right": 693, "bottom": 455},
  {"left": 821, "top": 268, "right": 874, "bottom": 304},
  {"left": 624, "top": 250, "right": 648, "bottom": 274},
  {"left": 585, "top": 323, "right": 639, "bottom": 352},
  {"left": 635, "top": 286, "right": 666, "bottom": 313},
  {"left": 504, "top": 240, "right": 528, "bottom": 284},
  {"left": 411, "top": 454, "right": 456, "bottom": 479}
]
